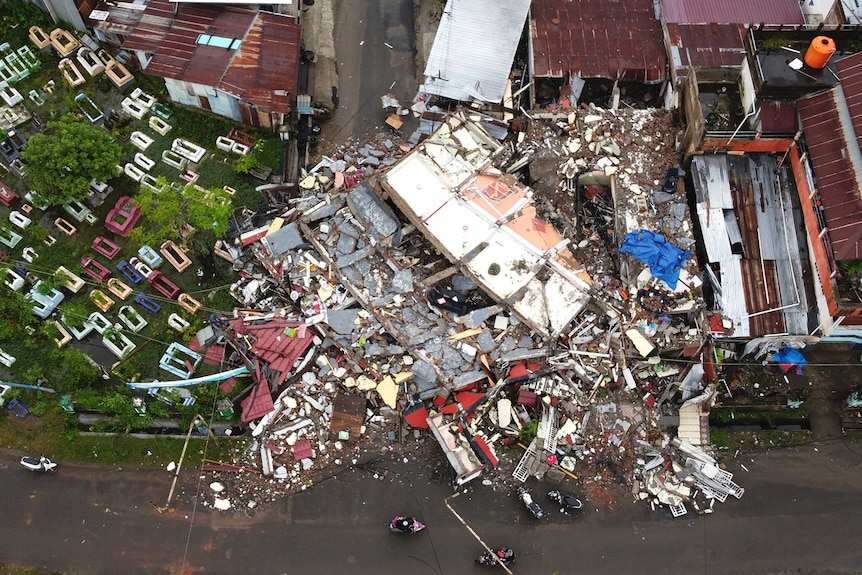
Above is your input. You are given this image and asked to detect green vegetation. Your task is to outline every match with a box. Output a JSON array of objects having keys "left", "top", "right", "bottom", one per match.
[
  {"left": 20, "top": 116, "right": 123, "bottom": 205},
  {"left": 710, "top": 429, "right": 812, "bottom": 450}
]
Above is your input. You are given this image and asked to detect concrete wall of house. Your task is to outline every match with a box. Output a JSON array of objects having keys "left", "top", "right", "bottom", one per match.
[
  {"left": 39, "top": 0, "right": 86, "bottom": 31},
  {"left": 739, "top": 59, "right": 757, "bottom": 119},
  {"left": 802, "top": 0, "right": 849, "bottom": 24},
  {"left": 164, "top": 79, "right": 242, "bottom": 123}
]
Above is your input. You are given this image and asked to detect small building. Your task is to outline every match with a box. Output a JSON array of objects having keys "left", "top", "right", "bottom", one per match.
[{"left": 90, "top": 0, "right": 301, "bottom": 131}]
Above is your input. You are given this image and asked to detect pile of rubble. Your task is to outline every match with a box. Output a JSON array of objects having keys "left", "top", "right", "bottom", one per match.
[{"left": 191, "top": 105, "right": 740, "bottom": 518}]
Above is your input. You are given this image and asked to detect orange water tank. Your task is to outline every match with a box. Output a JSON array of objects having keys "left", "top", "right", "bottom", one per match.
[{"left": 804, "top": 36, "right": 836, "bottom": 69}]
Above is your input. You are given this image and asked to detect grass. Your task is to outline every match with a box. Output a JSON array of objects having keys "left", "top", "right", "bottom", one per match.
[
  {"left": 0, "top": 409, "right": 240, "bottom": 466},
  {"left": 0, "top": 566, "right": 78, "bottom": 575},
  {"left": 710, "top": 429, "right": 813, "bottom": 451}
]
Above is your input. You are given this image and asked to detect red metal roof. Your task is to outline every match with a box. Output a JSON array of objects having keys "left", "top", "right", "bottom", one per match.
[
  {"left": 122, "top": 0, "right": 299, "bottom": 114},
  {"left": 661, "top": 0, "right": 805, "bottom": 24},
  {"left": 759, "top": 100, "right": 798, "bottom": 133},
  {"left": 837, "top": 53, "right": 862, "bottom": 154},
  {"left": 798, "top": 89, "right": 862, "bottom": 260},
  {"left": 531, "top": 0, "right": 666, "bottom": 82},
  {"left": 240, "top": 379, "right": 275, "bottom": 423},
  {"left": 665, "top": 24, "right": 746, "bottom": 77}
]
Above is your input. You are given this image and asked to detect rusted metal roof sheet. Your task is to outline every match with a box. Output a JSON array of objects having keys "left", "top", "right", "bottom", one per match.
[
  {"left": 661, "top": 0, "right": 805, "bottom": 24},
  {"left": 531, "top": 0, "right": 666, "bottom": 83},
  {"left": 759, "top": 100, "right": 798, "bottom": 133},
  {"left": 798, "top": 89, "right": 862, "bottom": 260},
  {"left": 122, "top": 0, "right": 298, "bottom": 113},
  {"left": 666, "top": 23, "right": 746, "bottom": 77},
  {"left": 219, "top": 11, "right": 300, "bottom": 114},
  {"left": 836, "top": 53, "right": 862, "bottom": 153}
]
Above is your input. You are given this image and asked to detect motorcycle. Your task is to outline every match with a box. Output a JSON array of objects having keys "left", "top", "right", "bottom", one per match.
[
  {"left": 476, "top": 548, "right": 516, "bottom": 566},
  {"left": 516, "top": 486, "right": 544, "bottom": 519},
  {"left": 388, "top": 516, "right": 426, "bottom": 533},
  {"left": 20, "top": 456, "right": 58, "bottom": 473},
  {"left": 547, "top": 490, "right": 583, "bottom": 513}
]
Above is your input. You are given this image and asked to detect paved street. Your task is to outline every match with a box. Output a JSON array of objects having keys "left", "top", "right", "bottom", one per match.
[
  {"left": 1, "top": 440, "right": 861, "bottom": 574},
  {"left": 324, "top": 0, "right": 417, "bottom": 143}
]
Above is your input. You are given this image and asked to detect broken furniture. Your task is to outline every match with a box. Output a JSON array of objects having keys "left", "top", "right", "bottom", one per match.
[
  {"left": 160, "top": 240, "right": 192, "bottom": 273},
  {"left": 55, "top": 266, "right": 85, "bottom": 293},
  {"left": 92, "top": 236, "right": 121, "bottom": 260},
  {"left": 105, "top": 61, "right": 133, "bottom": 89},
  {"left": 137, "top": 245, "right": 162, "bottom": 268},
  {"left": 171, "top": 138, "right": 206, "bottom": 163},
  {"left": 159, "top": 342, "right": 202, "bottom": 379},
  {"left": 29, "top": 26, "right": 51, "bottom": 50},
  {"left": 116, "top": 260, "right": 145, "bottom": 284},
  {"left": 104, "top": 196, "right": 141, "bottom": 237},
  {"left": 58, "top": 58, "right": 85, "bottom": 87},
  {"left": 178, "top": 293, "right": 201, "bottom": 314},
  {"left": 28, "top": 280, "right": 64, "bottom": 318},
  {"left": 53, "top": 217, "right": 77, "bottom": 236},
  {"left": 89, "top": 289, "right": 115, "bottom": 312},
  {"left": 134, "top": 292, "right": 161, "bottom": 314},
  {"left": 80, "top": 257, "right": 111, "bottom": 282},
  {"left": 118, "top": 305, "right": 148, "bottom": 333},
  {"left": 106, "top": 277, "right": 133, "bottom": 300},
  {"left": 147, "top": 270, "right": 181, "bottom": 299},
  {"left": 0, "top": 181, "right": 19, "bottom": 206},
  {"left": 75, "top": 47, "right": 104, "bottom": 76},
  {"left": 49, "top": 29, "right": 80, "bottom": 57},
  {"left": 74, "top": 92, "right": 103, "bottom": 122}
]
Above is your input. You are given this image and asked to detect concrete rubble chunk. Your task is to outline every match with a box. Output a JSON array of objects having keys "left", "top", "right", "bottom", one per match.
[
  {"left": 347, "top": 184, "right": 400, "bottom": 238},
  {"left": 325, "top": 309, "right": 361, "bottom": 334},
  {"left": 390, "top": 269, "right": 414, "bottom": 293}
]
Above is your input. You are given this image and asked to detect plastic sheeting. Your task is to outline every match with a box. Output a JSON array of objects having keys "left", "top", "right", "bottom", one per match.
[
  {"left": 619, "top": 230, "right": 691, "bottom": 287},
  {"left": 771, "top": 348, "right": 807, "bottom": 374}
]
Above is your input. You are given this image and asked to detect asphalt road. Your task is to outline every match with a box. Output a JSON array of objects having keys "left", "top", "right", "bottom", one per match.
[
  {"left": 328, "top": 0, "right": 418, "bottom": 142},
  {"left": 2, "top": 440, "right": 862, "bottom": 575}
]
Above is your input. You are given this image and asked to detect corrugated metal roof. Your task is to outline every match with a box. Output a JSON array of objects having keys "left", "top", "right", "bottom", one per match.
[
  {"left": 422, "top": 0, "right": 530, "bottom": 103},
  {"left": 661, "top": 0, "right": 805, "bottom": 24},
  {"left": 759, "top": 100, "right": 798, "bottom": 133},
  {"left": 531, "top": 0, "right": 666, "bottom": 82},
  {"left": 798, "top": 89, "right": 862, "bottom": 260},
  {"left": 122, "top": 0, "right": 298, "bottom": 114},
  {"left": 666, "top": 23, "right": 746, "bottom": 77},
  {"left": 836, "top": 53, "right": 862, "bottom": 153}
]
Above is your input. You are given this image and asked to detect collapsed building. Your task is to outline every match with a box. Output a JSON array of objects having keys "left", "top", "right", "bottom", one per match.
[{"left": 188, "top": 104, "right": 738, "bottom": 518}]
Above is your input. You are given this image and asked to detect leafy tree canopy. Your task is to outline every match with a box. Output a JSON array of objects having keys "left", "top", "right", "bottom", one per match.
[
  {"left": 129, "top": 180, "right": 232, "bottom": 251},
  {"left": 20, "top": 116, "right": 123, "bottom": 205}
]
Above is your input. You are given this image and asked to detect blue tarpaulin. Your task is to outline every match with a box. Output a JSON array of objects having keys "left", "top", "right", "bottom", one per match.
[
  {"left": 618, "top": 230, "right": 691, "bottom": 287},
  {"left": 771, "top": 348, "right": 807, "bottom": 375}
]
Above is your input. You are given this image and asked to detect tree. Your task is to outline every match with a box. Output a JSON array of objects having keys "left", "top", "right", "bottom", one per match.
[
  {"left": 20, "top": 116, "right": 122, "bottom": 205},
  {"left": 129, "top": 180, "right": 233, "bottom": 254}
]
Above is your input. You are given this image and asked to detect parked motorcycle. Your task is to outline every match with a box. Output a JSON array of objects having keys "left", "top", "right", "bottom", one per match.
[
  {"left": 516, "top": 486, "right": 544, "bottom": 519},
  {"left": 476, "top": 548, "right": 516, "bottom": 566},
  {"left": 547, "top": 490, "right": 583, "bottom": 513},
  {"left": 389, "top": 516, "right": 426, "bottom": 533},
  {"left": 20, "top": 456, "right": 57, "bottom": 473}
]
